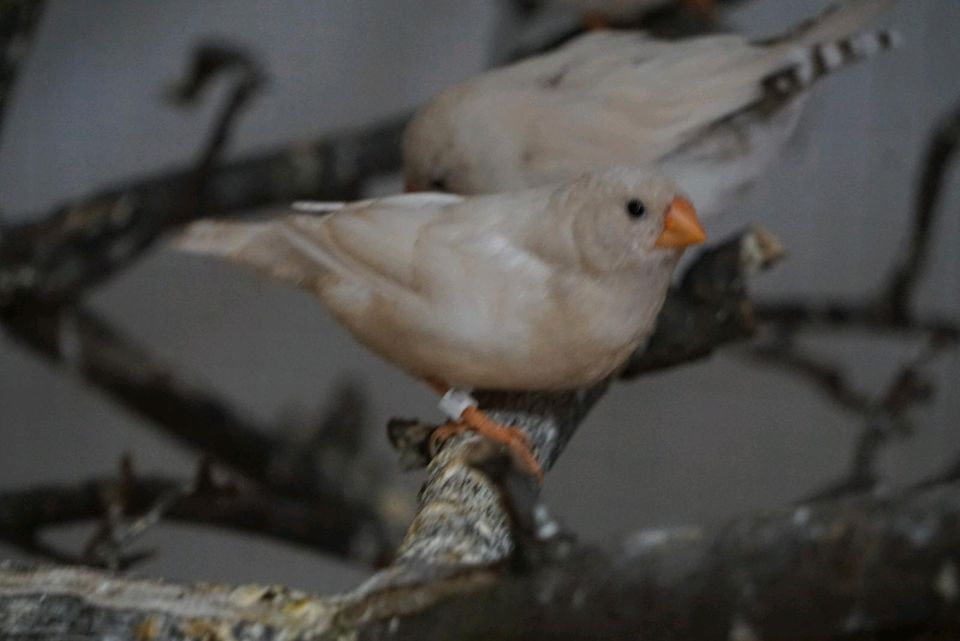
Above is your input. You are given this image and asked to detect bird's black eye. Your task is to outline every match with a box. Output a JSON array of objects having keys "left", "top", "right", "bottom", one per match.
[
  {"left": 626, "top": 199, "right": 646, "bottom": 220},
  {"left": 430, "top": 177, "right": 448, "bottom": 192}
]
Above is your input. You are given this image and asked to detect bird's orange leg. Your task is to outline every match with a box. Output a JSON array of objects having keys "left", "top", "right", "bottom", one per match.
[{"left": 425, "top": 381, "right": 544, "bottom": 483}]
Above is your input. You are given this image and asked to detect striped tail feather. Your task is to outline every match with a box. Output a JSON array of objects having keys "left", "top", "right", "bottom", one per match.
[{"left": 763, "top": 28, "right": 900, "bottom": 98}]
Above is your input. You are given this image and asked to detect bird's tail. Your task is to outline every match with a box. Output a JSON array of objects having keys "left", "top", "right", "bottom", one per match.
[
  {"left": 762, "top": 27, "right": 900, "bottom": 98},
  {"left": 173, "top": 215, "right": 346, "bottom": 297}
]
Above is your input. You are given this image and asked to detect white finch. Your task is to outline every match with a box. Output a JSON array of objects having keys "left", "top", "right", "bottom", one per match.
[
  {"left": 404, "top": 0, "right": 899, "bottom": 218},
  {"left": 175, "top": 168, "right": 704, "bottom": 392},
  {"left": 175, "top": 168, "right": 705, "bottom": 478}
]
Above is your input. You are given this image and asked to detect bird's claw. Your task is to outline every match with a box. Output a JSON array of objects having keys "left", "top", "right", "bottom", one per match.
[{"left": 429, "top": 415, "right": 544, "bottom": 484}]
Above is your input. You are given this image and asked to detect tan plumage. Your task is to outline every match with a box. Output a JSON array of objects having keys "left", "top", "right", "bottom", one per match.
[
  {"left": 404, "top": 0, "right": 899, "bottom": 217},
  {"left": 174, "top": 168, "right": 705, "bottom": 390}
]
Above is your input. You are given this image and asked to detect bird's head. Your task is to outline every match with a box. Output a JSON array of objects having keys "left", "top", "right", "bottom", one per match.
[
  {"left": 561, "top": 167, "right": 706, "bottom": 273},
  {"left": 402, "top": 87, "right": 529, "bottom": 195}
]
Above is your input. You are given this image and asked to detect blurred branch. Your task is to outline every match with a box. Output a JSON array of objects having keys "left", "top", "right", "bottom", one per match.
[
  {"left": 6, "top": 479, "right": 960, "bottom": 639},
  {"left": 882, "top": 100, "right": 960, "bottom": 322},
  {"left": 755, "top": 98, "right": 960, "bottom": 342},
  {"left": 745, "top": 99, "right": 960, "bottom": 500},
  {"left": 753, "top": 300, "right": 958, "bottom": 338},
  {"left": 0, "top": 304, "right": 400, "bottom": 565},
  {"left": 800, "top": 339, "right": 940, "bottom": 501},
  {"left": 746, "top": 337, "right": 872, "bottom": 415},
  {"left": 0, "top": 41, "right": 265, "bottom": 305},
  {"left": 0, "top": 0, "right": 44, "bottom": 146},
  {"left": 0, "top": 462, "right": 389, "bottom": 568},
  {"left": 0, "top": 41, "right": 404, "bottom": 566}
]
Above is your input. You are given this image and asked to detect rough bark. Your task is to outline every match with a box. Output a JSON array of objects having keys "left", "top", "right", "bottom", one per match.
[{"left": 4, "top": 481, "right": 960, "bottom": 640}]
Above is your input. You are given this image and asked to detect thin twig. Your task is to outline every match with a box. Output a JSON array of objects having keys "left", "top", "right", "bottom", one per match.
[
  {"left": 0, "top": 305, "right": 400, "bottom": 565},
  {"left": 0, "top": 41, "right": 265, "bottom": 306},
  {"left": 801, "top": 339, "right": 941, "bottom": 502},
  {"left": 0, "top": 465, "right": 395, "bottom": 567},
  {"left": 0, "top": 0, "right": 45, "bottom": 147},
  {"left": 745, "top": 99, "right": 960, "bottom": 501},
  {"left": 745, "top": 338, "right": 872, "bottom": 416},
  {"left": 81, "top": 455, "right": 197, "bottom": 570},
  {"left": 881, "top": 100, "right": 960, "bottom": 321},
  {"left": 0, "top": 41, "right": 401, "bottom": 564},
  {"left": 752, "top": 300, "right": 958, "bottom": 339}
]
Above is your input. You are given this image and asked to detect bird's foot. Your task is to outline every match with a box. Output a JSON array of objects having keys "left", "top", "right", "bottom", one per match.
[{"left": 430, "top": 409, "right": 544, "bottom": 483}]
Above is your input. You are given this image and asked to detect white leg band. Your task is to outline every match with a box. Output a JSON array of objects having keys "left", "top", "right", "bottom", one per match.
[{"left": 438, "top": 388, "right": 477, "bottom": 421}]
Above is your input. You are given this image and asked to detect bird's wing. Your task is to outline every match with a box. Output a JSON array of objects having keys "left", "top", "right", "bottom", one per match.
[
  {"left": 512, "top": 32, "right": 783, "bottom": 171},
  {"left": 173, "top": 193, "right": 465, "bottom": 297},
  {"left": 513, "top": 0, "right": 895, "bottom": 174}
]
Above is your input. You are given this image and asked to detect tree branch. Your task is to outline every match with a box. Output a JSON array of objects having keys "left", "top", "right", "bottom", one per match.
[
  {"left": 0, "top": 0, "right": 45, "bottom": 147},
  {"left": 800, "top": 338, "right": 941, "bottom": 502},
  {"left": 882, "top": 100, "right": 960, "bottom": 322},
  {"left": 0, "top": 304, "right": 402, "bottom": 565},
  {"left": 0, "top": 42, "right": 265, "bottom": 306},
  {"left": 0, "top": 107, "right": 407, "bottom": 303},
  {"left": 0, "top": 41, "right": 405, "bottom": 566},
  {"left": 0, "top": 469, "right": 390, "bottom": 566},
  {"left": 743, "top": 98, "right": 960, "bottom": 501},
  {"left": 356, "top": 481, "right": 960, "bottom": 641},
  {"left": 4, "top": 479, "right": 960, "bottom": 639},
  {"left": 620, "top": 225, "right": 784, "bottom": 378}
]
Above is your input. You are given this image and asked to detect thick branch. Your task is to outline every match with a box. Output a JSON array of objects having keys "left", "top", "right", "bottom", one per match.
[
  {"left": 357, "top": 481, "right": 960, "bottom": 641},
  {"left": 4, "top": 480, "right": 960, "bottom": 639}
]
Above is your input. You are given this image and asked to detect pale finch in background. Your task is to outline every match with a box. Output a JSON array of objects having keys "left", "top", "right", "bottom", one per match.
[
  {"left": 404, "top": 0, "right": 899, "bottom": 218},
  {"left": 174, "top": 168, "right": 706, "bottom": 477}
]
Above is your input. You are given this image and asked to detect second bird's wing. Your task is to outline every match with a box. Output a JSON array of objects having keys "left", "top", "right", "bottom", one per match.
[{"left": 511, "top": 32, "right": 784, "bottom": 172}]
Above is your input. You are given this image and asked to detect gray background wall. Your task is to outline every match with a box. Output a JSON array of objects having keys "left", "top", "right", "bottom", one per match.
[{"left": 1, "top": 0, "right": 957, "bottom": 594}]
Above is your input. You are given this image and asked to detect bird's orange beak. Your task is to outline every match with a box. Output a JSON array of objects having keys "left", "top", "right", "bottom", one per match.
[{"left": 655, "top": 196, "right": 706, "bottom": 249}]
